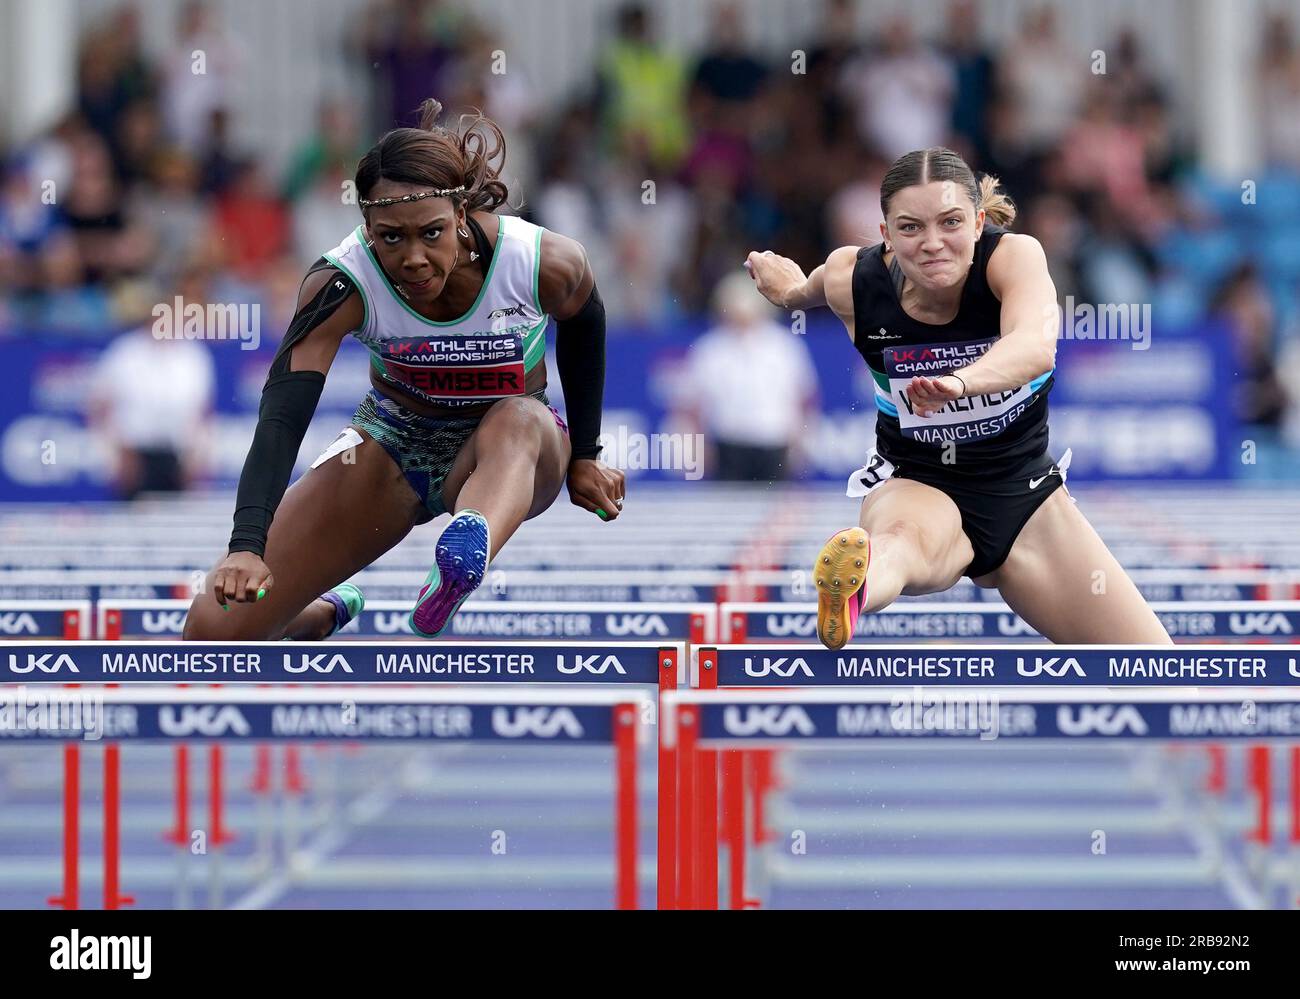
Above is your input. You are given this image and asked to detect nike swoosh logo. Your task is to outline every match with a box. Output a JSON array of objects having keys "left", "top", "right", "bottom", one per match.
[{"left": 1029, "top": 474, "right": 1050, "bottom": 489}]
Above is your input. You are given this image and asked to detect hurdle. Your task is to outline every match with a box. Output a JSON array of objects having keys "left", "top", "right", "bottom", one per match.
[
  {"left": 87, "top": 596, "right": 714, "bottom": 909},
  {"left": 664, "top": 685, "right": 1300, "bottom": 910},
  {"left": 715, "top": 606, "right": 1300, "bottom": 857},
  {"left": 95, "top": 599, "right": 712, "bottom": 909},
  {"left": 719, "top": 601, "right": 1300, "bottom": 643},
  {"left": 0, "top": 685, "right": 651, "bottom": 908},
  {"left": 675, "top": 644, "right": 1300, "bottom": 910},
  {"left": 0, "top": 600, "right": 91, "bottom": 639},
  {"left": 95, "top": 598, "right": 715, "bottom": 644},
  {"left": 0, "top": 600, "right": 88, "bottom": 908},
  {"left": 7, "top": 640, "right": 682, "bottom": 910}
]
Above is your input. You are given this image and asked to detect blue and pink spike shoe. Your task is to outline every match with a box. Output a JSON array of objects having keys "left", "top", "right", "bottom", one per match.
[
  {"left": 409, "top": 510, "right": 491, "bottom": 638},
  {"left": 813, "top": 527, "right": 870, "bottom": 650}
]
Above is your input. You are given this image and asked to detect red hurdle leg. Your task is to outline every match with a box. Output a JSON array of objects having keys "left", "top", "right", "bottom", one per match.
[
  {"left": 752, "top": 749, "right": 778, "bottom": 843},
  {"left": 100, "top": 674, "right": 133, "bottom": 910},
  {"left": 656, "top": 646, "right": 678, "bottom": 910},
  {"left": 285, "top": 746, "right": 306, "bottom": 795},
  {"left": 723, "top": 749, "right": 747, "bottom": 909},
  {"left": 1247, "top": 745, "right": 1272, "bottom": 844},
  {"left": 614, "top": 703, "right": 638, "bottom": 910},
  {"left": 165, "top": 746, "right": 191, "bottom": 844},
  {"left": 1206, "top": 744, "right": 1227, "bottom": 793},
  {"left": 695, "top": 648, "right": 719, "bottom": 909},
  {"left": 166, "top": 678, "right": 196, "bottom": 851},
  {"left": 48, "top": 745, "right": 79, "bottom": 909},
  {"left": 251, "top": 745, "right": 271, "bottom": 795},
  {"left": 103, "top": 742, "right": 133, "bottom": 908},
  {"left": 679, "top": 705, "right": 698, "bottom": 908},
  {"left": 1290, "top": 746, "right": 1300, "bottom": 845},
  {"left": 209, "top": 746, "right": 234, "bottom": 846}
]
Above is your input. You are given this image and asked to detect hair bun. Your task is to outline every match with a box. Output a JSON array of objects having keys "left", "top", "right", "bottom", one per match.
[
  {"left": 417, "top": 98, "right": 444, "bottom": 131},
  {"left": 355, "top": 98, "right": 512, "bottom": 216}
]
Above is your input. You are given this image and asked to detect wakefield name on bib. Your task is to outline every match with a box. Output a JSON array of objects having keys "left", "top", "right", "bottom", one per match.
[
  {"left": 885, "top": 337, "right": 1036, "bottom": 444},
  {"left": 376, "top": 329, "right": 529, "bottom": 400}
]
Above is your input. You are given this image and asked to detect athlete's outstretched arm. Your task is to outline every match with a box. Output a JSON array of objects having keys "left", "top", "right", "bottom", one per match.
[
  {"left": 540, "top": 230, "right": 626, "bottom": 521},
  {"left": 745, "top": 245, "right": 860, "bottom": 314},
  {"left": 908, "top": 233, "right": 1059, "bottom": 416},
  {"left": 216, "top": 264, "right": 362, "bottom": 605}
]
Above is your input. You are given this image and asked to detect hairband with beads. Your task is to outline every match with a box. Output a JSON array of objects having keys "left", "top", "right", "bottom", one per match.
[{"left": 358, "top": 185, "right": 466, "bottom": 208}]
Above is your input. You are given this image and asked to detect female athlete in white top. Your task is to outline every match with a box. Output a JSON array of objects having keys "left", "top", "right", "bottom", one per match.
[{"left": 184, "top": 100, "right": 624, "bottom": 641}]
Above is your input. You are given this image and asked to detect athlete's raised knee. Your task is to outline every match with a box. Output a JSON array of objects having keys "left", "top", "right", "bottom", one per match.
[
  {"left": 480, "top": 397, "right": 552, "bottom": 452},
  {"left": 871, "top": 518, "right": 933, "bottom": 560}
]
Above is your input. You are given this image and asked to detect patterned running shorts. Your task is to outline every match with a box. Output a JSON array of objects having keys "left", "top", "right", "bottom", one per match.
[{"left": 311, "top": 388, "right": 565, "bottom": 522}]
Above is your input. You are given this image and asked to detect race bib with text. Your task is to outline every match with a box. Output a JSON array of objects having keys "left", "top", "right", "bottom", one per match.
[
  {"left": 884, "top": 338, "right": 1036, "bottom": 445},
  {"left": 375, "top": 332, "right": 527, "bottom": 403}
]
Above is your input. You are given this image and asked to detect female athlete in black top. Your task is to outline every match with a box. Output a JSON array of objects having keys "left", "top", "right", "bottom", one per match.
[{"left": 747, "top": 147, "right": 1171, "bottom": 650}]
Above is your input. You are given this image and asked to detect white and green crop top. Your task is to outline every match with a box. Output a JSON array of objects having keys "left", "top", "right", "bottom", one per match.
[{"left": 323, "top": 214, "right": 549, "bottom": 407}]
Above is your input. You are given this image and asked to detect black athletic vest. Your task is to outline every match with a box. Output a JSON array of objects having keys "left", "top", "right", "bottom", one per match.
[{"left": 850, "top": 225, "right": 1054, "bottom": 479}]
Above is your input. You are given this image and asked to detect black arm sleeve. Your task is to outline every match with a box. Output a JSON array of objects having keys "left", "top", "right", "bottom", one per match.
[
  {"left": 227, "top": 259, "right": 356, "bottom": 557},
  {"left": 267, "top": 257, "right": 354, "bottom": 378},
  {"left": 227, "top": 370, "right": 326, "bottom": 557},
  {"left": 554, "top": 284, "right": 606, "bottom": 461}
]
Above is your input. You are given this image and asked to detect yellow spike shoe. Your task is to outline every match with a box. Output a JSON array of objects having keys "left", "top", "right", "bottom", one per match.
[{"left": 813, "top": 527, "right": 870, "bottom": 651}]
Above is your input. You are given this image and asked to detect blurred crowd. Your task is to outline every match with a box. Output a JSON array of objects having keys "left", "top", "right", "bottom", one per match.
[{"left": 2, "top": 0, "right": 1300, "bottom": 452}]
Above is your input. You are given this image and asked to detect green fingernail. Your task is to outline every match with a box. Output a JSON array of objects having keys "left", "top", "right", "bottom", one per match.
[
  {"left": 256, "top": 588, "right": 266, "bottom": 600},
  {"left": 596, "top": 508, "right": 608, "bottom": 520},
  {"left": 221, "top": 603, "right": 229, "bottom": 611}
]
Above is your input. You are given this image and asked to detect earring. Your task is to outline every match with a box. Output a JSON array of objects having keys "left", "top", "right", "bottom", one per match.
[{"left": 459, "top": 226, "right": 479, "bottom": 261}]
